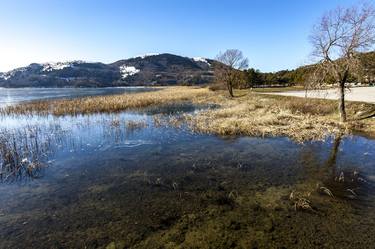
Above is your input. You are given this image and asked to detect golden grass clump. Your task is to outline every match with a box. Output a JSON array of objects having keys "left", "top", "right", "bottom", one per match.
[
  {"left": 0, "top": 87, "right": 211, "bottom": 116},
  {"left": 182, "top": 89, "right": 374, "bottom": 142}
]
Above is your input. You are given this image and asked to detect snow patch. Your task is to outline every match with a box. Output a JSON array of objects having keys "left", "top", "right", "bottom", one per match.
[
  {"left": 120, "top": 65, "right": 140, "bottom": 79},
  {"left": 132, "top": 53, "right": 160, "bottom": 59},
  {"left": 0, "top": 67, "right": 28, "bottom": 80},
  {"left": 0, "top": 73, "right": 7, "bottom": 80},
  {"left": 193, "top": 57, "right": 211, "bottom": 66},
  {"left": 42, "top": 61, "right": 84, "bottom": 72}
]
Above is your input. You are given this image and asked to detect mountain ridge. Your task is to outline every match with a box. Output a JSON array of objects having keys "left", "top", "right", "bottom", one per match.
[{"left": 0, "top": 53, "right": 217, "bottom": 88}]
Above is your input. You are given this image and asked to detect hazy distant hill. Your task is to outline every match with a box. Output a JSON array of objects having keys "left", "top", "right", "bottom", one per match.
[{"left": 0, "top": 53, "right": 216, "bottom": 88}]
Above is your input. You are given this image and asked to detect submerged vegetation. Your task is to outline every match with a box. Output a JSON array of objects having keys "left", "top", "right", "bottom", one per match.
[
  {"left": 0, "top": 126, "right": 55, "bottom": 182},
  {"left": 1, "top": 1, "right": 375, "bottom": 248},
  {"left": 0, "top": 119, "right": 374, "bottom": 248},
  {"left": 0, "top": 86, "right": 374, "bottom": 248}
]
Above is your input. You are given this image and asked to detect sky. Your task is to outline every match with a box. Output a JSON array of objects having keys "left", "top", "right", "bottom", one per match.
[{"left": 0, "top": 0, "right": 363, "bottom": 72}]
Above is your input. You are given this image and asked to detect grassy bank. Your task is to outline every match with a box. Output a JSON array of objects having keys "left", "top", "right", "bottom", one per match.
[
  {"left": 1, "top": 86, "right": 374, "bottom": 141},
  {"left": 184, "top": 90, "right": 375, "bottom": 141},
  {"left": 250, "top": 86, "right": 305, "bottom": 93}
]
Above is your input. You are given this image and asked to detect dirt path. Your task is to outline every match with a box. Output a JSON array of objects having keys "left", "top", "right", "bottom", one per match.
[{"left": 264, "top": 87, "right": 375, "bottom": 104}]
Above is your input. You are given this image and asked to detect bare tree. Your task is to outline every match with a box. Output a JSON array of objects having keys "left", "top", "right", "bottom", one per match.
[
  {"left": 215, "top": 49, "right": 249, "bottom": 97},
  {"left": 309, "top": 3, "right": 375, "bottom": 122}
]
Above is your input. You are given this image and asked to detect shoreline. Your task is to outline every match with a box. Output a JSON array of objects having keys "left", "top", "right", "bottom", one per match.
[{"left": 1, "top": 86, "right": 374, "bottom": 141}]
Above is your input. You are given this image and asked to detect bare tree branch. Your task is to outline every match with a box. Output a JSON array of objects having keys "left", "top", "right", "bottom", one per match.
[
  {"left": 215, "top": 49, "right": 248, "bottom": 97},
  {"left": 308, "top": 2, "right": 375, "bottom": 122}
]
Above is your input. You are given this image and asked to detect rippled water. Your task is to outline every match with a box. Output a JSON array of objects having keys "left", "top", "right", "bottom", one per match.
[
  {"left": 0, "top": 104, "right": 374, "bottom": 248},
  {"left": 0, "top": 87, "right": 157, "bottom": 106}
]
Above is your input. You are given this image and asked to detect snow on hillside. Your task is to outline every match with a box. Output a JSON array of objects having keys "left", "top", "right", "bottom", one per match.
[
  {"left": 42, "top": 61, "right": 84, "bottom": 72},
  {"left": 119, "top": 65, "right": 140, "bottom": 79},
  {"left": 0, "top": 67, "right": 28, "bottom": 80},
  {"left": 0, "top": 73, "right": 11, "bottom": 80},
  {"left": 193, "top": 57, "right": 211, "bottom": 66},
  {"left": 132, "top": 53, "right": 160, "bottom": 59}
]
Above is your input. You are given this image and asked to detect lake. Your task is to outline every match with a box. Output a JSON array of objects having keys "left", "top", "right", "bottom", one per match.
[
  {"left": 0, "top": 87, "right": 157, "bottom": 107},
  {"left": 0, "top": 92, "right": 375, "bottom": 248}
]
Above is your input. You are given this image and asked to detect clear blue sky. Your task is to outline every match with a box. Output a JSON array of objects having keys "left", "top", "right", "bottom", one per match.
[{"left": 0, "top": 0, "right": 362, "bottom": 72}]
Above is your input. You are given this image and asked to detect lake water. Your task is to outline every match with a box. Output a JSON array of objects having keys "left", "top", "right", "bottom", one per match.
[
  {"left": 0, "top": 97, "right": 375, "bottom": 248},
  {"left": 0, "top": 87, "right": 157, "bottom": 106}
]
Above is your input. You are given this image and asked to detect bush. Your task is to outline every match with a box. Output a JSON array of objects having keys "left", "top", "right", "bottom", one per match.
[{"left": 209, "top": 83, "right": 226, "bottom": 91}]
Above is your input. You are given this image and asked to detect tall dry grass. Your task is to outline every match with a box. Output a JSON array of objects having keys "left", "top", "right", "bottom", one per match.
[
  {"left": 0, "top": 87, "right": 211, "bottom": 116},
  {"left": 1, "top": 86, "right": 374, "bottom": 141},
  {"left": 182, "top": 89, "right": 374, "bottom": 141}
]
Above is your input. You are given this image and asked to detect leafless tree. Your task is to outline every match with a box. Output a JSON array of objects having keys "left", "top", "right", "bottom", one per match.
[
  {"left": 215, "top": 49, "right": 249, "bottom": 97},
  {"left": 309, "top": 3, "right": 375, "bottom": 122}
]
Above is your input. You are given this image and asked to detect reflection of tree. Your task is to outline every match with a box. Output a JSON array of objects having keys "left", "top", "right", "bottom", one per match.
[
  {"left": 322, "top": 135, "right": 370, "bottom": 201},
  {"left": 325, "top": 135, "right": 342, "bottom": 175},
  {"left": 296, "top": 135, "right": 343, "bottom": 185}
]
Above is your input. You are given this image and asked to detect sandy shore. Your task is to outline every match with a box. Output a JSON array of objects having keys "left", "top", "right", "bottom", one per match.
[{"left": 264, "top": 87, "right": 375, "bottom": 104}]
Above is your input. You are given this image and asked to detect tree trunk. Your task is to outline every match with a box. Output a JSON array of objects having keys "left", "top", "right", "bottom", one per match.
[
  {"left": 338, "top": 70, "right": 349, "bottom": 122},
  {"left": 338, "top": 80, "right": 347, "bottom": 122},
  {"left": 227, "top": 82, "right": 234, "bottom": 97}
]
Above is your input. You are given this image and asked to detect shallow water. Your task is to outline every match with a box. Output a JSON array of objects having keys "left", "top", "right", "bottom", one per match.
[
  {"left": 0, "top": 87, "right": 156, "bottom": 107},
  {"left": 0, "top": 105, "right": 375, "bottom": 248}
]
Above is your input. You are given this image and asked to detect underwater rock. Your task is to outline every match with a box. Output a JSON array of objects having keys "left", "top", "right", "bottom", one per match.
[{"left": 105, "top": 241, "right": 125, "bottom": 249}]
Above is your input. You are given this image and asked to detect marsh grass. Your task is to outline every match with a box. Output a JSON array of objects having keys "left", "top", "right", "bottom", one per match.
[
  {"left": 182, "top": 89, "right": 374, "bottom": 141},
  {"left": 0, "top": 87, "right": 209, "bottom": 116},
  {"left": 1, "top": 86, "right": 374, "bottom": 141},
  {"left": 0, "top": 127, "right": 56, "bottom": 182},
  {"left": 282, "top": 97, "right": 337, "bottom": 115},
  {"left": 125, "top": 120, "right": 148, "bottom": 131}
]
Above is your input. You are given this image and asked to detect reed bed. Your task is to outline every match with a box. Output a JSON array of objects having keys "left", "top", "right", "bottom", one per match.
[
  {"left": 1, "top": 86, "right": 374, "bottom": 141},
  {"left": 184, "top": 91, "right": 375, "bottom": 141},
  {"left": 0, "top": 126, "right": 57, "bottom": 182},
  {"left": 0, "top": 87, "right": 210, "bottom": 116},
  {"left": 184, "top": 105, "right": 344, "bottom": 142}
]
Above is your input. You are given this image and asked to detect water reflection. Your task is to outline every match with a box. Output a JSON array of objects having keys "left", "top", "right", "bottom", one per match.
[
  {"left": 0, "top": 87, "right": 158, "bottom": 107},
  {"left": 0, "top": 109, "right": 374, "bottom": 248},
  {"left": 326, "top": 135, "right": 342, "bottom": 169}
]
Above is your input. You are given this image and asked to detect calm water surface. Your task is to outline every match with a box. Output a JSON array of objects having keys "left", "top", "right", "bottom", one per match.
[
  {"left": 0, "top": 87, "right": 157, "bottom": 106},
  {"left": 0, "top": 103, "right": 374, "bottom": 248}
]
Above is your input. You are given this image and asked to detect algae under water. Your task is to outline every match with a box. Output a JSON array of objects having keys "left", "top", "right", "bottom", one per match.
[{"left": 0, "top": 105, "right": 374, "bottom": 248}]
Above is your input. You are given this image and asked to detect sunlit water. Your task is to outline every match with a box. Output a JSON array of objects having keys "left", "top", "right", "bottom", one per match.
[
  {"left": 0, "top": 87, "right": 157, "bottom": 107},
  {"left": 0, "top": 102, "right": 374, "bottom": 248}
]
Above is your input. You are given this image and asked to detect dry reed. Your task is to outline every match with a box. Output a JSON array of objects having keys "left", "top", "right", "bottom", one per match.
[
  {"left": 0, "top": 87, "right": 209, "bottom": 116},
  {"left": 1, "top": 87, "right": 374, "bottom": 141}
]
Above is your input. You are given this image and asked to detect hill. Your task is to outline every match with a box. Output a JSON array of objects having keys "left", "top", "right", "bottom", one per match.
[
  {"left": 244, "top": 51, "right": 375, "bottom": 87},
  {"left": 0, "top": 54, "right": 216, "bottom": 88}
]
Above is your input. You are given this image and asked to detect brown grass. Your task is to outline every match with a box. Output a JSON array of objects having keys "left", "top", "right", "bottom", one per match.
[
  {"left": 182, "top": 89, "right": 374, "bottom": 141},
  {"left": 0, "top": 87, "right": 209, "bottom": 116},
  {"left": 250, "top": 86, "right": 305, "bottom": 93},
  {"left": 1, "top": 86, "right": 374, "bottom": 141}
]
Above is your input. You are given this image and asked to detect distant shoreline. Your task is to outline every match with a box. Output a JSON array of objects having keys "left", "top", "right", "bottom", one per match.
[{"left": 0, "top": 86, "right": 157, "bottom": 89}]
